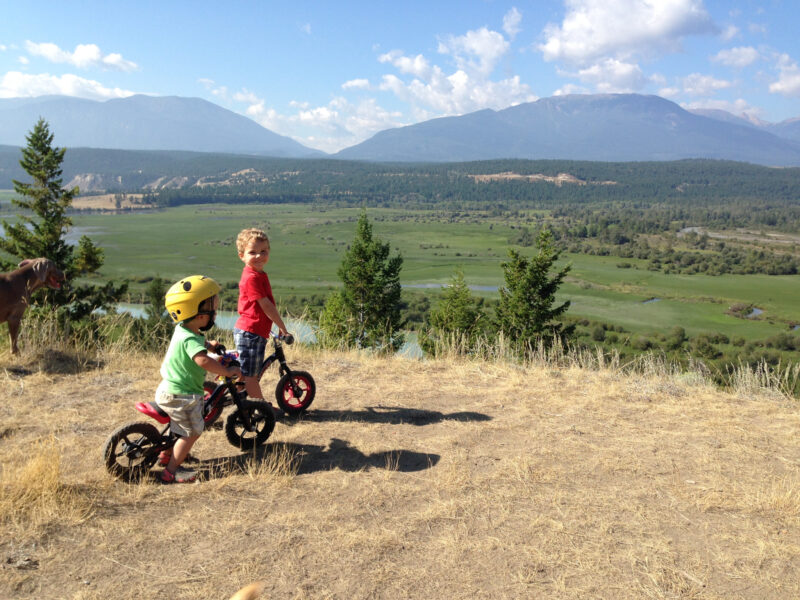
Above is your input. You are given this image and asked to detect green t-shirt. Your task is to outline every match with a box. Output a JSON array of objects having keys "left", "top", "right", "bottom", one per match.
[{"left": 159, "top": 323, "right": 207, "bottom": 395}]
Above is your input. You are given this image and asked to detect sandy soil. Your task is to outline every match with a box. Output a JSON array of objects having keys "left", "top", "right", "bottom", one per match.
[{"left": 71, "top": 194, "right": 153, "bottom": 210}]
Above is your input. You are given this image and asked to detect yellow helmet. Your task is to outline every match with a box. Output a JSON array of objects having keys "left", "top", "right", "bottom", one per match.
[{"left": 164, "top": 275, "right": 221, "bottom": 323}]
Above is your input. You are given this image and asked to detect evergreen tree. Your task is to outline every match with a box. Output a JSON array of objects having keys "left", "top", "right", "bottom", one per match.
[
  {"left": 319, "top": 210, "right": 404, "bottom": 351},
  {"left": 419, "top": 270, "right": 486, "bottom": 355},
  {"left": 0, "top": 119, "right": 126, "bottom": 318},
  {"left": 496, "top": 229, "right": 574, "bottom": 351}
]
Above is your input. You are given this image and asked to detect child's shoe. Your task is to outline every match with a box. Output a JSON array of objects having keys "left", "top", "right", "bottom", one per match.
[
  {"left": 160, "top": 467, "right": 197, "bottom": 484},
  {"left": 158, "top": 450, "right": 198, "bottom": 466}
]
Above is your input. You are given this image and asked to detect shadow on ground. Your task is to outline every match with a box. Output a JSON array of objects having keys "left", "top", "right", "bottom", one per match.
[
  {"left": 2, "top": 349, "right": 103, "bottom": 375},
  {"left": 277, "top": 405, "right": 491, "bottom": 427},
  {"left": 197, "top": 437, "right": 440, "bottom": 478}
]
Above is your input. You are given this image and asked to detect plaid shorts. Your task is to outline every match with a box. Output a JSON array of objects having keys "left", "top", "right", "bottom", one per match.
[
  {"left": 233, "top": 328, "right": 267, "bottom": 377},
  {"left": 155, "top": 381, "right": 204, "bottom": 437}
]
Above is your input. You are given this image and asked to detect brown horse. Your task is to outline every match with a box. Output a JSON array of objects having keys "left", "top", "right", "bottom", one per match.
[{"left": 0, "top": 258, "right": 65, "bottom": 354}]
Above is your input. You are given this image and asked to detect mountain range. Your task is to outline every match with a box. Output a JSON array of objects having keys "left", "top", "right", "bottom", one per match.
[
  {"left": 0, "top": 95, "right": 322, "bottom": 158},
  {"left": 1, "top": 93, "right": 799, "bottom": 166},
  {"left": 336, "top": 94, "right": 800, "bottom": 165}
]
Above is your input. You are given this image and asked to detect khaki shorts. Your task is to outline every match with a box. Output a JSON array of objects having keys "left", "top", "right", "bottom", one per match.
[{"left": 155, "top": 381, "right": 204, "bottom": 437}]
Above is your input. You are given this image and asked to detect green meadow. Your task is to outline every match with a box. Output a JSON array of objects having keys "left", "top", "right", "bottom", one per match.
[{"left": 67, "top": 203, "right": 800, "bottom": 341}]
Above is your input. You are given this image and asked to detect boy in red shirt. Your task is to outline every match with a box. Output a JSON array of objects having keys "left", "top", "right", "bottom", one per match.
[{"left": 233, "top": 228, "right": 289, "bottom": 404}]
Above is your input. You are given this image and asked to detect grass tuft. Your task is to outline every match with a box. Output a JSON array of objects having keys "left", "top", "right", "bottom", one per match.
[{"left": 0, "top": 437, "right": 93, "bottom": 535}]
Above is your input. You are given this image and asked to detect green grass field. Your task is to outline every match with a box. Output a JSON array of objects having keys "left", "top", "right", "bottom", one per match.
[{"left": 65, "top": 203, "right": 800, "bottom": 341}]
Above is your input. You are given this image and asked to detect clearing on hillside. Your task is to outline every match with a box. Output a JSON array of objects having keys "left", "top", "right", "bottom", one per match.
[{"left": 1, "top": 347, "right": 798, "bottom": 599}]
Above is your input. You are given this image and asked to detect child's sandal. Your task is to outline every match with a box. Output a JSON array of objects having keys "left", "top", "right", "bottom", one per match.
[{"left": 160, "top": 467, "right": 197, "bottom": 484}]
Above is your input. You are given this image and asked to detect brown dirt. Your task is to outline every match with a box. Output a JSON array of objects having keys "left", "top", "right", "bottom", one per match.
[
  {"left": 71, "top": 194, "right": 153, "bottom": 210},
  {"left": 0, "top": 347, "right": 798, "bottom": 599}
]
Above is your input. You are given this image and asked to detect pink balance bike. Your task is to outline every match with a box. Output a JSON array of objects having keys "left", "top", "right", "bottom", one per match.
[{"left": 103, "top": 333, "right": 314, "bottom": 482}]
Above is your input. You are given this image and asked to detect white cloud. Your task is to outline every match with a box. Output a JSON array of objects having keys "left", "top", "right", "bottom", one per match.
[
  {"left": 503, "top": 7, "right": 522, "bottom": 40},
  {"left": 376, "top": 23, "right": 535, "bottom": 116},
  {"left": 553, "top": 83, "right": 589, "bottom": 96},
  {"left": 659, "top": 86, "right": 682, "bottom": 98},
  {"left": 198, "top": 78, "right": 231, "bottom": 101},
  {"left": 342, "top": 78, "right": 370, "bottom": 90},
  {"left": 0, "top": 71, "right": 137, "bottom": 99},
  {"left": 748, "top": 23, "right": 767, "bottom": 35},
  {"left": 222, "top": 16, "right": 539, "bottom": 152},
  {"left": 379, "top": 52, "right": 432, "bottom": 79},
  {"left": 25, "top": 41, "right": 138, "bottom": 71},
  {"left": 539, "top": 0, "right": 715, "bottom": 65},
  {"left": 301, "top": 23, "right": 312, "bottom": 35},
  {"left": 563, "top": 58, "right": 649, "bottom": 93},
  {"left": 437, "top": 27, "right": 509, "bottom": 77},
  {"left": 720, "top": 24, "right": 739, "bottom": 41},
  {"left": 103, "top": 53, "right": 137, "bottom": 71},
  {"left": 712, "top": 46, "right": 760, "bottom": 68},
  {"left": 769, "top": 54, "right": 800, "bottom": 97},
  {"left": 0, "top": 44, "right": 7, "bottom": 52},
  {"left": 681, "top": 97, "right": 762, "bottom": 120},
  {"left": 681, "top": 73, "right": 731, "bottom": 96},
  {"left": 233, "top": 90, "right": 261, "bottom": 104},
  {"left": 378, "top": 67, "right": 535, "bottom": 116},
  {"left": 241, "top": 92, "right": 407, "bottom": 153},
  {"left": 18, "top": 56, "right": 29, "bottom": 65}
]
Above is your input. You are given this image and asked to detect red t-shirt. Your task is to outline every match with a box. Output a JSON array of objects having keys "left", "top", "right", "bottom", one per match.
[{"left": 235, "top": 266, "right": 275, "bottom": 338}]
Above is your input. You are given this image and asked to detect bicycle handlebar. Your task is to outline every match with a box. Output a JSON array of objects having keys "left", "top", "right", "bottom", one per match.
[{"left": 209, "top": 332, "right": 294, "bottom": 363}]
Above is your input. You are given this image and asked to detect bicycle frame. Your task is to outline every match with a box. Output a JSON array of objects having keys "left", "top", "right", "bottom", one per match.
[
  {"left": 204, "top": 375, "right": 255, "bottom": 430},
  {"left": 257, "top": 333, "right": 307, "bottom": 397}
]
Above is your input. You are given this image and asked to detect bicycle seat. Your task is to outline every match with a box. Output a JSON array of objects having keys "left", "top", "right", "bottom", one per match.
[{"left": 135, "top": 401, "right": 170, "bottom": 424}]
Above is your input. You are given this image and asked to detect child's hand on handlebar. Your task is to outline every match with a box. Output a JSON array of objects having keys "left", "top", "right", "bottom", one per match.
[
  {"left": 206, "top": 339, "right": 225, "bottom": 353},
  {"left": 226, "top": 365, "right": 243, "bottom": 380}
]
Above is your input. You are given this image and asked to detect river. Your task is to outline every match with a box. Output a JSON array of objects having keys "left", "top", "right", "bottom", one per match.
[{"left": 114, "top": 303, "right": 423, "bottom": 358}]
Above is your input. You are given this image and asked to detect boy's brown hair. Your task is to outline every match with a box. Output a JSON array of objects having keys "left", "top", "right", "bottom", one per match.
[{"left": 236, "top": 228, "right": 269, "bottom": 254}]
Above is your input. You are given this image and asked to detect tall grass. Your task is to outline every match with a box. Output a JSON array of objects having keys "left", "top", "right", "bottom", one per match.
[
  {"left": 420, "top": 326, "right": 800, "bottom": 400},
  {"left": 9, "top": 308, "right": 799, "bottom": 401},
  {"left": 727, "top": 358, "right": 800, "bottom": 399},
  {"left": 11, "top": 310, "right": 171, "bottom": 369}
]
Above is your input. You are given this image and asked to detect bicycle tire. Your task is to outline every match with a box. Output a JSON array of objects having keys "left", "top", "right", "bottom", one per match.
[
  {"left": 225, "top": 400, "right": 275, "bottom": 451},
  {"left": 103, "top": 421, "right": 162, "bottom": 482},
  {"left": 275, "top": 371, "right": 316, "bottom": 415}
]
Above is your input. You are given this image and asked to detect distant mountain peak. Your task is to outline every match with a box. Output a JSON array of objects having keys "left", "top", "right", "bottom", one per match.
[
  {"left": 336, "top": 93, "right": 800, "bottom": 166},
  {"left": 0, "top": 95, "right": 324, "bottom": 158}
]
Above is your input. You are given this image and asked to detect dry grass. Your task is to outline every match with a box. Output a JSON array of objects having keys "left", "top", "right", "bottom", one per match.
[{"left": 0, "top": 341, "right": 798, "bottom": 599}]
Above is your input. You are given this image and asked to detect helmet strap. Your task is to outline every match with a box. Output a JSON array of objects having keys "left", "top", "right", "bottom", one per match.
[{"left": 196, "top": 310, "right": 216, "bottom": 332}]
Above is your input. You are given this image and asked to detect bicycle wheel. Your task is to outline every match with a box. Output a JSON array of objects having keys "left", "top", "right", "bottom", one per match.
[
  {"left": 103, "top": 422, "right": 162, "bottom": 482},
  {"left": 225, "top": 400, "right": 275, "bottom": 451},
  {"left": 275, "top": 371, "right": 316, "bottom": 415}
]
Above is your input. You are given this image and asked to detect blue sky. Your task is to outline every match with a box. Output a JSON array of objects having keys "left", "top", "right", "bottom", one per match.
[{"left": 1, "top": 1, "right": 799, "bottom": 152}]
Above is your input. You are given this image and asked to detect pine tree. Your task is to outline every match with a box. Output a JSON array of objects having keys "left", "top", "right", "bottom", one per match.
[
  {"left": 0, "top": 119, "right": 126, "bottom": 318},
  {"left": 319, "top": 210, "right": 404, "bottom": 351},
  {"left": 496, "top": 229, "right": 574, "bottom": 351},
  {"left": 420, "top": 270, "right": 486, "bottom": 355}
]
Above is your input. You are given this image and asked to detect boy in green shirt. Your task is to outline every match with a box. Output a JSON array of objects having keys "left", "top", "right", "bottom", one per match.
[{"left": 157, "top": 275, "right": 241, "bottom": 483}]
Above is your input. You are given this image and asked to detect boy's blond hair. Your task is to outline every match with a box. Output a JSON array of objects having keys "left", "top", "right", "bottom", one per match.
[{"left": 236, "top": 228, "right": 269, "bottom": 254}]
